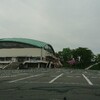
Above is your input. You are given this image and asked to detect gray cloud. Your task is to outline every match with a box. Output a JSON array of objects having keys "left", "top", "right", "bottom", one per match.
[{"left": 0, "top": 0, "right": 100, "bottom": 54}]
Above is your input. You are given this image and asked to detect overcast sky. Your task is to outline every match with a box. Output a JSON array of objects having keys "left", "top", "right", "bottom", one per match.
[{"left": 0, "top": 0, "right": 100, "bottom": 54}]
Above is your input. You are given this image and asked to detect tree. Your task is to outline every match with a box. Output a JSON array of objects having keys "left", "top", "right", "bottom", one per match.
[
  {"left": 96, "top": 54, "right": 100, "bottom": 62},
  {"left": 62, "top": 48, "right": 72, "bottom": 61},
  {"left": 58, "top": 47, "right": 94, "bottom": 69},
  {"left": 72, "top": 47, "right": 94, "bottom": 68},
  {"left": 58, "top": 48, "right": 74, "bottom": 67}
]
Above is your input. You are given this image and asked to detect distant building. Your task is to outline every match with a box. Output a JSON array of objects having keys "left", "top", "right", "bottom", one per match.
[{"left": 0, "top": 38, "right": 61, "bottom": 69}]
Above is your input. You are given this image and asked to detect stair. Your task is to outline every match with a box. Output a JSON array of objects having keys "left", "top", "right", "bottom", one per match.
[{"left": 3, "top": 62, "right": 21, "bottom": 69}]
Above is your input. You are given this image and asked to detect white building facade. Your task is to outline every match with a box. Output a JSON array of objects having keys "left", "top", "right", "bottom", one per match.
[{"left": 0, "top": 38, "right": 61, "bottom": 69}]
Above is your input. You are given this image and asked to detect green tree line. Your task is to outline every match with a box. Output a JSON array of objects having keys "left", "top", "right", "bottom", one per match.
[{"left": 57, "top": 47, "right": 100, "bottom": 69}]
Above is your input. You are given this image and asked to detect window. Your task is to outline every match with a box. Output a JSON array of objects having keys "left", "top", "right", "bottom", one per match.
[
  {"left": 0, "top": 42, "right": 36, "bottom": 48},
  {"left": 44, "top": 45, "right": 54, "bottom": 54}
]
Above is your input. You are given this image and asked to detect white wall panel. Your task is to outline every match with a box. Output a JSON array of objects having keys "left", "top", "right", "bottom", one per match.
[{"left": 0, "top": 48, "right": 42, "bottom": 57}]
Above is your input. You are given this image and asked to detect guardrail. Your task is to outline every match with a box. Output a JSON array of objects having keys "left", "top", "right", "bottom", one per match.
[{"left": 85, "top": 62, "right": 100, "bottom": 70}]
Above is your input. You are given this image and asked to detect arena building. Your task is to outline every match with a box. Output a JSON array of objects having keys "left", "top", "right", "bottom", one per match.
[{"left": 0, "top": 38, "right": 61, "bottom": 69}]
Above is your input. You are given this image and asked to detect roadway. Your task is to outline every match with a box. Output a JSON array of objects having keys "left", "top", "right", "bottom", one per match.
[{"left": 0, "top": 69, "right": 100, "bottom": 100}]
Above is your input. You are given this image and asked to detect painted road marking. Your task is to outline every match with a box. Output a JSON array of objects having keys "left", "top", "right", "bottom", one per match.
[
  {"left": 0, "top": 73, "right": 28, "bottom": 78},
  {"left": 65, "top": 75, "right": 81, "bottom": 78},
  {"left": 49, "top": 73, "right": 63, "bottom": 83},
  {"left": 84, "top": 71, "right": 87, "bottom": 73},
  {"left": 75, "top": 76, "right": 81, "bottom": 78},
  {"left": 8, "top": 73, "right": 44, "bottom": 83},
  {"left": 70, "top": 71, "right": 73, "bottom": 73},
  {"left": 82, "top": 74, "right": 93, "bottom": 85},
  {"left": 67, "top": 76, "right": 73, "bottom": 78},
  {"left": 91, "top": 77, "right": 100, "bottom": 79}
]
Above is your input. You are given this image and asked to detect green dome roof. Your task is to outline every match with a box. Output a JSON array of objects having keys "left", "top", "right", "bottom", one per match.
[{"left": 0, "top": 38, "right": 48, "bottom": 48}]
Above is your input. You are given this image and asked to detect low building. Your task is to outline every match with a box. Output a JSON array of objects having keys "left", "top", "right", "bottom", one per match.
[{"left": 0, "top": 38, "right": 61, "bottom": 69}]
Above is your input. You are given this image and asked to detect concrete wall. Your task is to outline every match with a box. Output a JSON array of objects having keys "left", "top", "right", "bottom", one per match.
[
  {"left": 0, "top": 48, "right": 54, "bottom": 58},
  {"left": 0, "top": 48, "right": 42, "bottom": 57}
]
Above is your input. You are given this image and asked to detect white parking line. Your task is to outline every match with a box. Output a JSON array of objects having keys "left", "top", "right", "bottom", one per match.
[
  {"left": 66, "top": 75, "right": 81, "bottom": 78},
  {"left": 82, "top": 74, "right": 93, "bottom": 85},
  {"left": 91, "top": 77, "right": 98, "bottom": 79},
  {"left": 0, "top": 73, "right": 28, "bottom": 78},
  {"left": 70, "top": 71, "right": 73, "bottom": 73},
  {"left": 67, "top": 76, "right": 73, "bottom": 78},
  {"left": 8, "top": 73, "right": 44, "bottom": 83},
  {"left": 11, "top": 73, "right": 28, "bottom": 76},
  {"left": 49, "top": 73, "right": 63, "bottom": 83},
  {"left": 75, "top": 76, "right": 81, "bottom": 78}
]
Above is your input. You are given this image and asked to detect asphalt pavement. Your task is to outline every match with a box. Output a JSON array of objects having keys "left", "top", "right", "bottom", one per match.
[{"left": 0, "top": 68, "right": 100, "bottom": 100}]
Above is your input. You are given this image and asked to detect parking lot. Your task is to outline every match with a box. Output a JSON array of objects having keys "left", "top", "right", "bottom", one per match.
[{"left": 0, "top": 69, "right": 100, "bottom": 100}]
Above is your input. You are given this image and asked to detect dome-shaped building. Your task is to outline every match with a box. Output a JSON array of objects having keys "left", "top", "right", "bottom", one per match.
[{"left": 0, "top": 38, "right": 61, "bottom": 69}]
